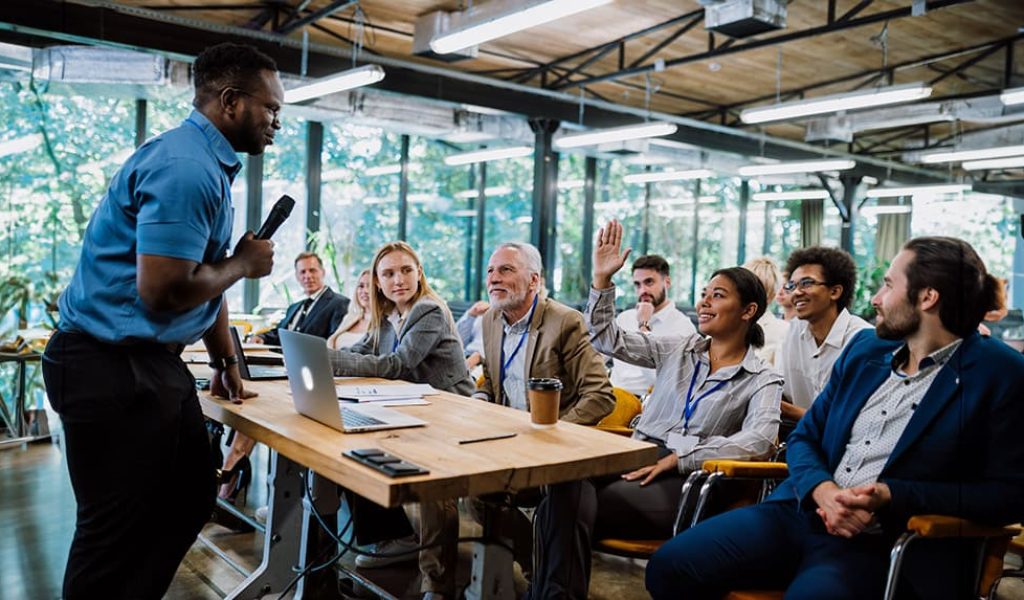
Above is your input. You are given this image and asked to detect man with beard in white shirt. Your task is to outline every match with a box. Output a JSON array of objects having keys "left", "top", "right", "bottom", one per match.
[{"left": 611, "top": 255, "right": 696, "bottom": 397}]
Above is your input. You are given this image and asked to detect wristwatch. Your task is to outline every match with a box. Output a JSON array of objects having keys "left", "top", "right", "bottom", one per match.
[
  {"left": 638, "top": 321, "right": 652, "bottom": 332},
  {"left": 208, "top": 354, "right": 240, "bottom": 370}
]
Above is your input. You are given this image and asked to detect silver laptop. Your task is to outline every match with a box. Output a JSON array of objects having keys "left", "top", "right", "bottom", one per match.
[{"left": 279, "top": 329, "right": 427, "bottom": 433}]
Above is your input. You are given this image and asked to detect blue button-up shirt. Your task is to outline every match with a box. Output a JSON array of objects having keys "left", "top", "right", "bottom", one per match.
[{"left": 58, "top": 111, "right": 241, "bottom": 345}]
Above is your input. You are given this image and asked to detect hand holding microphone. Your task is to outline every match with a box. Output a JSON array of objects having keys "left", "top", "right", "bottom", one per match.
[{"left": 234, "top": 195, "right": 295, "bottom": 278}]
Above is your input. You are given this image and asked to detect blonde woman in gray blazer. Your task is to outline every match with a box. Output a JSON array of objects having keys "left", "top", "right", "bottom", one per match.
[{"left": 328, "top": 241, "right": 470, "bottom": 600}]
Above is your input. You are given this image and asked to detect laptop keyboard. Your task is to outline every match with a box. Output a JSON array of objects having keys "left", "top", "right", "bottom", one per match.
[{"left": 341, "top": 409, "right": 385, "bottom": 428}]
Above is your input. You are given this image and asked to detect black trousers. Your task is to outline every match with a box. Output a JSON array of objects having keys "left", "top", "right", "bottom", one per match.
[
  {"left": 43, "top": 330, "right": 216, "bottom": 600},
  {"left": 529, "top": 471, "right": 685, "bottom": 600}
]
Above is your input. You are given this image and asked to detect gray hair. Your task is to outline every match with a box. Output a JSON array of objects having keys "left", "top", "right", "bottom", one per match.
[{"left": 496, "top": 242, "right": 544, "bottom": 276}]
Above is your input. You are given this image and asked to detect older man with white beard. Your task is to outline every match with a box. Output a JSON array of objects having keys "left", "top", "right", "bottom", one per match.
[{"left": 471, "top": 241, "right": 615, "bottom": 579}]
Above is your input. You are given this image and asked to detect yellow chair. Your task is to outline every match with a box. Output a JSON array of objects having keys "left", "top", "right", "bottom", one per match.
[
  {"left": 594, "top": 387, "right": 642, "bottom": 436},
  {"left": 229, "top": 320, "right": 253, "bottom": 337}
]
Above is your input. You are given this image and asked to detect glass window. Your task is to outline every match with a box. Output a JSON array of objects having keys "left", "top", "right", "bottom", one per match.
[{"left": 554, "top": 154, "right": 588, "bottom": 302}]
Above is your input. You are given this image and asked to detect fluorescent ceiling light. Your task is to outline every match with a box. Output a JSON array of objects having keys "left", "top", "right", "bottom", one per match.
[
  {"left": 920, "top": 145, "right": 1024, "bottom": 164},
  {"left": 740, "top": 159, "right": 855, "bottom": 176},
  {"left": 451, "top": 209, "right": 478, "bottom": 217},
  {"left": 1000, "top": 86, "right": 1024, "bottom": 106},
  {"left": 444, "top": 131, "right": 496, "bottom": 143},
  {"left": 431, "top": 0, "right": 613, "bottom": 55},
  {"left": 861, "top": 205, "right": 913, "bottom": 216},
  {"left": 364, "top": 164, "right": 402, "bottom": 176},
  {"left": 407, "top": 193, "right": 436, "bottom": 203},
  {"left": 623, "top": 169, "right": 714, "bottom": 184},
  {"left": 558, "top": 180, "right": 585, "bottom": 190},
  {"left": 770, "top": 208, "right": 794, "bottom": 218},
  {"left": 444, "top": 146, "right": 533, "bottom": 166},
  {"left": 514, "top": 215, "right": 533, "bottom": 224},
  {"left": 962, "top": 156, "right": 1024, "bottom": 171},
  {"left": 284, "top": 65, "right": 385, "bottom": 103},
  {"left": 454, "top": 185, "right": 513, "bottom": 198},
  {"left": 740, "top": 83, "right": 933, "bottom": 124},
  {"left": 554, "top": 122, "right": 678, "bottom": 150},
  {"left": 862, "top": 175, "right": 879, "bottom": 185},
  {"left": 866, "top": 184, "right": 969, "bottom": 198},
  {"left": 0, "top": 133, "right": 42, "bottom": 158},
  {"left": 752, "top": 189, "right": 831, "bottom": 201}
]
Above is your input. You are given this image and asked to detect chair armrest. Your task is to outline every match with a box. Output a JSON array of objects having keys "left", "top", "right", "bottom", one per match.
[
  {"left": 700, "top": 459, "right": 789, "bottom": 479},
  {"left": 593, "top": 425, "right": 634, "bottom": 437},
  {"left": 906, "top": 515, "right": 1022, "bottom": 539}
]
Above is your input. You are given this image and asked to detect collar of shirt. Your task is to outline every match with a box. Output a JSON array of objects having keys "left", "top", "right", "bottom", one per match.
[
  {"left": 387, "top": 309, "right": 405, "bottom": 334},
  {"left": 186, "top": 110, "right": 242, "bottom": 179},
  {"left": 797, "top": 308, "right": 854, "bottom": 356},
  {"left": 502, "top": 305, "right": 534, "bottom": 336},
  {"left": 649, "top": 304, "right": 680, "bottom": 327},
  {"left": 692, "top": 337, "right": 768, "bottom": 380},
  {"left": 890, "top": 338, "right": 963, "bottom": 376},
  {"left": 305, "top": 286, "right": 328, "bottom": 305}
]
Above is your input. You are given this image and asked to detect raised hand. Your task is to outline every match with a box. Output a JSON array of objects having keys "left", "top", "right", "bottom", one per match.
[{"left": 593, "top": 219, "right": 632, "bottom": 289}]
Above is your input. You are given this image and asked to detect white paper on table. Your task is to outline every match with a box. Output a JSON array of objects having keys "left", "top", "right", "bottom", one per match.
[
  {"left": 339, "top": 398, "right": 431, "bottom": 407},
  {"left": 335, "top": 383, "right": 437, "bottom": 401}
]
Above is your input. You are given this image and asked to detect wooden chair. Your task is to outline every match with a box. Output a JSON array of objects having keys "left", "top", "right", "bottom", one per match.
[{"left": 593, "top": 387, "right": 642, "bottom": 437}]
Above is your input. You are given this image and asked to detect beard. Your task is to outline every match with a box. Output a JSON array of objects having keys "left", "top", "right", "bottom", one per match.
[
  {"left": 490, "top": 287, "right": 529, "bottom": 314},
  {"left": 640, "top": 288, "right": 667, "bottom": 307},
  {"left": 876, "top": 303, "right": 921, "bottom": 340}
]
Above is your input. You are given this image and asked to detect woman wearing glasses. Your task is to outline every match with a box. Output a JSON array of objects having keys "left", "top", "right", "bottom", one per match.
[{"left": 527, "top": 220, "right": 784, "bottom": 599}]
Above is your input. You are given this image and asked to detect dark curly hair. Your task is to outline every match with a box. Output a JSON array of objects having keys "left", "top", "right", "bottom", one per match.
[
  {"left": 785, "top": 246, "right": 857, "bottom": 310},
  {"left": 710, "top": 266, "right": 767, "bottom": 349},
  {"left": 193, "top": 43, "right": 277, "bottom": 108}
]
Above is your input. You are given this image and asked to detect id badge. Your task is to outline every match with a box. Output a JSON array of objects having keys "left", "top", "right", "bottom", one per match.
[{"left": 666, "top": 431, "right": 700, "bottom": 455}]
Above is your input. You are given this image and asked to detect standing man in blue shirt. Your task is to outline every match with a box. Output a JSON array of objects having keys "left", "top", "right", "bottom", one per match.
[{"left": 42, "top": 43, "right": 281, "bottom": 599}]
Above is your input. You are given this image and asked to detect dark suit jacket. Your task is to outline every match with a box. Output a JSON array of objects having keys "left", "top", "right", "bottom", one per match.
[
  {"left": 477, "top": 296, "right": 615, "bottom": 425},
  {"left": 261, "top": 287, "right": 349, "bottom": 346},
  {"left": 770, "top": 329, "right": 1024, "bottom": 529}
]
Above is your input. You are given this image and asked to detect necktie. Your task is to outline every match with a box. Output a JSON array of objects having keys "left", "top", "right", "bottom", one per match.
[{"left": 293, "top": 298, "right": 314, "bottom": 331}]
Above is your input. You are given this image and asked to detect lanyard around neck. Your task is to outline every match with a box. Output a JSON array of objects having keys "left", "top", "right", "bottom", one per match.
[
  {"left": 499, "top": 295, "right": 540, "bottom": 397},
  {"left": 683, "top": 360, "right": 727, "bottom": 434}
]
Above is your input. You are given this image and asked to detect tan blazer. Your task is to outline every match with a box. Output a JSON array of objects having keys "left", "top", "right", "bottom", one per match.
[{"left": 478, "top": 296, "right": 614, "bottom": 425}]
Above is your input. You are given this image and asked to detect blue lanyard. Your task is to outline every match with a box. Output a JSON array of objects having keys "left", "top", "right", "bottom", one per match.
[
  {"left": 683, "top": 361, "right": 727, "bottom": 434},
  {"left": 499, "top": 295, "right": 539, "bottom": 395}
]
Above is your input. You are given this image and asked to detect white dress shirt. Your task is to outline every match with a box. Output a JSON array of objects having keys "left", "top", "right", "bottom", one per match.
[
  {"left": 755, "top": 311, "right": 790, "bottom": 368},
  {"left": 610, "top": 304, "right": 696, "bottom": 397},
  {"left": 780, "top": 308, "right": 873, "bottom": 409}
]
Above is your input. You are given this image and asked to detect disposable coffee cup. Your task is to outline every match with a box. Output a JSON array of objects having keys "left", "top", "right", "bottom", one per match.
[{"left": 527, "top": 378, "right": 563, "bottom": 429}]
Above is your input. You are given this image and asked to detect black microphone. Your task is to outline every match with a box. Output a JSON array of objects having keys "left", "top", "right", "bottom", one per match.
[{"left": 255, "top": 195, "right": 296, "bottom": 240}]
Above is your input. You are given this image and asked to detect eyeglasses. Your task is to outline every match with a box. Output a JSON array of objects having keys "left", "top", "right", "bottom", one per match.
[
  {"left": 227, "top": 88, "right": 281, "bottom": 122},
  {"left": 783, "top": 277, "right": 829, "bottom": 293}
]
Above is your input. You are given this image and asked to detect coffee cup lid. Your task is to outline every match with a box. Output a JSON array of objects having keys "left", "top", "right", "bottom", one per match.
[{"left": 527, "top": 378, "right": 563, "bottom": 390}]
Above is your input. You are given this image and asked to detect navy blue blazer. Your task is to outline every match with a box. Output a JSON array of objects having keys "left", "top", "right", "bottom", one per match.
[
  {"left": 769, "top": 329, "right": 1024, "bottom": 529},
  {"left": 261, "top": 287, "right": 349, "bottom": 346}
]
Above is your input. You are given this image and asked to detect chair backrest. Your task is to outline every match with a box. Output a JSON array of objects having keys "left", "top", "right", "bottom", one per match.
[{"left": 598, "top": 387, "right": 642, "bottom": 428}]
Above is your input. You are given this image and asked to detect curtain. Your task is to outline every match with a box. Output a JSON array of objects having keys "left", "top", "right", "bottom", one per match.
[{"left": 801, "top": 199, "right": 823, "bottom": 247}]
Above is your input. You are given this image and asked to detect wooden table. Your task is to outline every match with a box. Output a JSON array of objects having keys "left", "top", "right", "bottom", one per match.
[{"left": 200, "top": 378, "right": 657, "bottom": 600}]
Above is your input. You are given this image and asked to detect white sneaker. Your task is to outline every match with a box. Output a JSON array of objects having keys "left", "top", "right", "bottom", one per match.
[
  {"left": 354, "top": 535, "right": 419, "bottom": 568},
  {"left": 254, "top": 506, "right": 268, "bottom": 524}
]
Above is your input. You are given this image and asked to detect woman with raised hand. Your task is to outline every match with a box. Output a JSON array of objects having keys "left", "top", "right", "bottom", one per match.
[
  {"left": 331, "top": 241, "right": 472, "bottom": 600},
  {"left": 326, "top": 268, "right": 371, "bottom": 350},
  {"left": 527, "top": 220, "right": 783, "bottom": 599}
]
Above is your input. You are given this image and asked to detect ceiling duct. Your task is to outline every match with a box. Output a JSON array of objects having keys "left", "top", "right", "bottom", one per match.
[
  {"left": 412, "top": 12, "right": 479, "bottom": 62},
  {"left": 902, "top": 123, "right": 1024, "bottom": 164},
  {"left": 32, "top": 46, "right": 168, "bottom": 85},
  {"left": 702, "top": 0, "right": 787, "bottom": 38},
  {"left": 806, "top": 95, "right": 1024, "bottom": 143}
]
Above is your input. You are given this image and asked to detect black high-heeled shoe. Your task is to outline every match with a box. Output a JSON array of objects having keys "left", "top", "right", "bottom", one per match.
[{"left": 218, "top": 455, "right": 252, "bottom": 505}]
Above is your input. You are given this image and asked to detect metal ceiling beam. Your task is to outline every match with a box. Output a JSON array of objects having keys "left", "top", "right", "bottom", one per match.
[
  {"left": 0, "top": 0, "right": 951, "bottom": 184},
  {"left": 276, "top": 0, "right": 355, "bottom": 36},
  {"left": 563, "top": 0, "right": 974, "bottom": 90}
]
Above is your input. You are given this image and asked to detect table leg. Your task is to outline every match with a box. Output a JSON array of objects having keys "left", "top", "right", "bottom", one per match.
[
  {"left": 465, "top": 499, "right": 516, "bottom": 600},
  {"left": 225, "top": 451, "right": 343, "bottom": 600}
]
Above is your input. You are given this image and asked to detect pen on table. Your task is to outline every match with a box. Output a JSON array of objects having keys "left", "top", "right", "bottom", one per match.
[{"left": 458, "top": 432, "right": 517, "bottom": 445}]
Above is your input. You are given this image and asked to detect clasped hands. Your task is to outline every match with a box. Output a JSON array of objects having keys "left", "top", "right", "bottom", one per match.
[{"left": 811, "top": 480, "right": 891, "bottom": 538}]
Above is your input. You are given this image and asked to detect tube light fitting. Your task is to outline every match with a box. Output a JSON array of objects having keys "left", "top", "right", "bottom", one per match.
[
  {"left": 860, "top": 205, "right": 913, "bottom": 216},
  {"left": 920, "top": 145, "right": 1024, "bottom": 164},
  {"left": 865, "top": 184, "right": 969, "bottom": 198},
  {"left": 752, "top": 190, "right": 831, "bottom": 201},
  {"left": 738, "top": 159, "right": 855, "bottom": 176},
  {"left": 431, "top": 0, "right": 613, "bottom": 55},
  {"left": 364, "top": 164, "right": 402, "bottom": 176},
  {"left": 1000, "top": 86, "right": 1024, "bottom": 106},
  {"left": 962, "top": 156, "right": 1024, "bottom": 171},
  {"left": 444, "top": 146, "right": 533, "bottom": 166},
  {"left": 740, "top": 83, "right": 933, "bottom": 124},
  {"left": 623, "top": 169, "right": 714, "bottom": 184},
  {"left": 0, "top": 133, "right": 43, "bottom": 158},
  {"left": 454, "top": 186, "right": 513, "bottom": 198},
  {"left": 284, "top": 65, "right": 385, "bottom": 103},
  {"left": 554, "top": 122, "right": 678, "bottom": 149}
]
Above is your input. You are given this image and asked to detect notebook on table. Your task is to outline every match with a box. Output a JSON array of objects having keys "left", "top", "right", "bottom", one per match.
[{"left": 278, "top": 329, "right": 427, "bottom": 433}]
